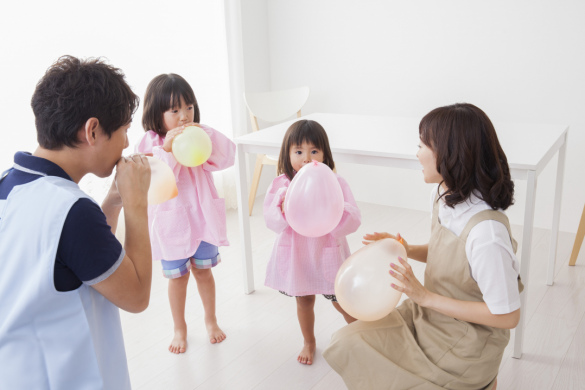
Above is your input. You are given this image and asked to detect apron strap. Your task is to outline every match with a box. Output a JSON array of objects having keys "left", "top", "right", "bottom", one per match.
[
  {"left": 459, "top": 208, "right": 523, "bottom": 292},
  {"left": 459, "top": 209, "right": 513, "bottom": 243},
  {"left": 431, "top": 187, "right": 441, "bottom": 224}
]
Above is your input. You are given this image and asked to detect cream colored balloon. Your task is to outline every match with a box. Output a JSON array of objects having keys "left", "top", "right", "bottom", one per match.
[
  {"left": 172, "top": 126, "right": 212, "bottom": 167},
  {"left": 115, "top": 157, "right": 177, "bottom": 245},
  {"left": 146, "top": 156, "right": 178, "bottom": 205},
  {"left": 335, "top": 238, "right": 407, "bottom": 321}
]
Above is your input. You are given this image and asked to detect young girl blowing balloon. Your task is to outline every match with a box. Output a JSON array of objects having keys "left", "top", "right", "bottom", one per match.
[
  {"left": 323, "top": 103, "right": 523, "bottom": 390},
  {"left": 136, "top": 74, "right": 235, "bottom": 353},
  {"left": 264, "top": 119, "right": 361, "bottom": 365}
]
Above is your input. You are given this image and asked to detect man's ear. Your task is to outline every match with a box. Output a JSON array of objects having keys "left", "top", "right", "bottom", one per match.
[{"left": 82, "top": 118, "right": 100, "bottom": 146}]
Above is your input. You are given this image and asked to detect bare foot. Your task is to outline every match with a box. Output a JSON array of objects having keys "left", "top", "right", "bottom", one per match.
[
  {"left": 206, "top": 319, "right": 226, "bottom": 344},
  {"left": 169, "top": 326, "right": 187, "bottom": 354},
  {"left": 298, "top": 342, "right": 316, "bottom": 365}
]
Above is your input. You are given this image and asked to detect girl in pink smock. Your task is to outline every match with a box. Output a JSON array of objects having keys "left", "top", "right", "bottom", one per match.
[
  {"left": 136, "top": 74, "right": 235, "bottom": 354},
  {"left": 264, "top": 119, "right": 361, "bottom": 365}
]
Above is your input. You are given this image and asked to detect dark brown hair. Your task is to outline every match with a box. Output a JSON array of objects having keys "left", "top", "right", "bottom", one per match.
[
  {"left": 277, "top": 120, "right": 335, "bottom": 181},
  {"left": 31, "top": 55, "right": 139, "bottom": 150},
  {"left": 419, "top": 103, "right": 514, "bottom": 210},
  {"left": 141, "top": 73, "right": 200, "bottom": 137}
]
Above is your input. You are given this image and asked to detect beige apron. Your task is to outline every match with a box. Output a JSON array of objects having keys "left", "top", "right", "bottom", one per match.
[{"left": 323, "top": 196, "right": 523, "bottom": 390}]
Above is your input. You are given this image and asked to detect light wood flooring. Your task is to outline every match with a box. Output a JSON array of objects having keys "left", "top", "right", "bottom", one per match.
[{"left": 120, "top": 199, "right": 585, "bottom": 390}]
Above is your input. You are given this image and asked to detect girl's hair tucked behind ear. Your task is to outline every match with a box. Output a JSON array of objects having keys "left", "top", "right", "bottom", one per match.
[
  {"left": 142, "top": 73, "right": 200, "bottom": 137},
  {"left": 419, "top": 103, "right": 514, "bottom": 210},
  {"left": 277, "top": 120, "right": 335, "bottom": 181}
]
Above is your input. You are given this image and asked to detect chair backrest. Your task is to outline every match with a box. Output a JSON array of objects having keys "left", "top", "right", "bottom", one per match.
[{"left": 244, "top": 86, "right": 310, "bottom": 130}]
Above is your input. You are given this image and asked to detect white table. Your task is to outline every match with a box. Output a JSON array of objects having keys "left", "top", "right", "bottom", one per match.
[{"left": 234, "top": 112, "right": 569, "bottom": 359}]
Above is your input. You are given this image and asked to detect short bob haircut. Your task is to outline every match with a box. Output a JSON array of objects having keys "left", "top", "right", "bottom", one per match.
[
  {"left": 419, "top": 103, "right": 514, "bottom": 210},
  {"left": 31, "top": 55, "right": 139, "bottom": 150},
  {"left": 277, "top": 120, "right": 335, "bottom": 181},
  {"left": 142, "top": 73, "right": 200, "bottom": 137}
]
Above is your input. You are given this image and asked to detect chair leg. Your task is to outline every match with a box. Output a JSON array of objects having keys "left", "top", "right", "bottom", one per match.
[
  {"left": 569, "top": 204, "right": 585, "bottom": 266},
  {"left": 248, "top": 155, "right": 265, "bottom": 216}
]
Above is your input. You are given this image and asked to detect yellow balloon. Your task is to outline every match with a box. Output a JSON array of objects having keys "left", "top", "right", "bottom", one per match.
[
  {"left": 172, "top": 125, "right": 212, "bottom": 167},
  {"left": 146, "top": 156, "right": 178, "bottom": 205},
  {"left": 335, "top": 238, "right": 407, "bottom": 321}
]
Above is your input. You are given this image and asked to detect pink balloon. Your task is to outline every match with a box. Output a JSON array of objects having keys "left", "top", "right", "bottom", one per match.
[
  {"left": 335, "top": 238, "right": 407, "bottom": 321},
  {"left": 284, "top": 160, "right": 344, "bottom": 237}
]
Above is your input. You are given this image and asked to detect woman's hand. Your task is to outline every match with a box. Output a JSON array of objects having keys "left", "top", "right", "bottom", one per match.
[
  {"left": 162, "top": 122, "right": 198, "bottom": 152},
  {"left": 362, "top": 232, "right": 410, "bottom": 256},
  {"left": 362, "top": 232, "right": 392, "bottom": 244},
  {"left": 390, "top": 257, "right": 429, "bottom": 306}
]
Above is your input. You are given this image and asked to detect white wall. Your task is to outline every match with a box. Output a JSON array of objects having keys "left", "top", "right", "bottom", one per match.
[
  {"left": 240, "top": 0, "right": 279, "bottom": 197},
  {"left": 0, "top": 0, "right": 233, "bottom": 203},
  {"left": 242, "top": 0, "right": 585, "bottom": 233}
]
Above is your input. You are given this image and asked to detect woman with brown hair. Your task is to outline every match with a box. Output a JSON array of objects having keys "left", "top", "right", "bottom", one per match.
[{"left": 323, "top": 103, "right": 523, "bottom": 389}]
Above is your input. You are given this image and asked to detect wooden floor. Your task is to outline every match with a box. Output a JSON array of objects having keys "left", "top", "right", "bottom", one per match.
[{"left": 120, "top": 199, "right": 585, "bottom": 390}]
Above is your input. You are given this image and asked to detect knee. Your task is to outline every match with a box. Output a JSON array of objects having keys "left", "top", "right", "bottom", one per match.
[
  {"left": 170, "top": 272, "right": 190, "bottom": 286},
  {"left": 192, "top": 267, "right": 212, "bottom": 282},
  {"left": 296, "top": 295, "right": 316, "bottom": 309}
]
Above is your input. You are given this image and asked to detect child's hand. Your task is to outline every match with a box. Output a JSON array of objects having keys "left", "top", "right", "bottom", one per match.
[
  {"left": 162, "top": 122, "right": 198, "bottom": 152},
  {"left": 362, "top": 232, "right": 410, "bottom": 256}
]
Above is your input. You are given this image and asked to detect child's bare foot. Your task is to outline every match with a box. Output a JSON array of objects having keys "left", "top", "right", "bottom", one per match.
[
  {"left": 298, "top": 342, "right": 316, "bottom": 365},
  {"left": 169, "top": 326, "right": 187, "bottom": 354},
  {"left": 206, "top": 319, "right": 226, "bottom": 344}
]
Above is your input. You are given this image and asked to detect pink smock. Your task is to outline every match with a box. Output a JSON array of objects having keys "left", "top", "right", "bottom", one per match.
[
  {"left": 264, "top": 174, "right": 361, "bottom": 296},
  {"left": 135, "top": 124, "right": 235, "bottom": 261}
]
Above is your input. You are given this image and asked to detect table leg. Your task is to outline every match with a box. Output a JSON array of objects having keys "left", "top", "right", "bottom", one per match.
[
  {"left": 546, "top": 137, "right": 567, "bottom": 285},
  {"left": 235, "top": 144, "right": 255, "bottom": 294},
  {"left": 513, "top": 170, "right": 537, "bottom": 359}
]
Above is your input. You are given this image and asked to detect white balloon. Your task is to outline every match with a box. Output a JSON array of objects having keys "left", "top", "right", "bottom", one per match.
[{"left": 335, "top": 238, "right": 407, "bottom": 321}]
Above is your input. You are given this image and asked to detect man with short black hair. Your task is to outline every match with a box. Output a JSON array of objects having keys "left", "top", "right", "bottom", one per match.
[{"left": 0, "top": 56, "right": 152, "bottom": 389}]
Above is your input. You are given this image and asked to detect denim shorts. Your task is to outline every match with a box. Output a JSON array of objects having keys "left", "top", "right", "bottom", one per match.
[{"left": 160, "top": 241, "right": 220, "bottom": 279}]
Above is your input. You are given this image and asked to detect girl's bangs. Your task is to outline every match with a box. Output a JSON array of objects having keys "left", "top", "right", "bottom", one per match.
[{"left": 290, "top": 124, "right": 325, "bottom": 151}]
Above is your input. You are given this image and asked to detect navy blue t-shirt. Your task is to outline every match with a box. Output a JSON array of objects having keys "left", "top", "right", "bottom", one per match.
[{"left": 0, "top": 152, "right": 124, "bottom": 291}]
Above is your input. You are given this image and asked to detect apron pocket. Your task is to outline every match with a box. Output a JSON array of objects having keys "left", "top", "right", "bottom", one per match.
[{"left": 153, "top": 206, "right": 192, "bottom": 248}]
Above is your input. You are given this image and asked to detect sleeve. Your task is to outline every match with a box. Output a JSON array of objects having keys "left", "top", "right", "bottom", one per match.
[
  {"left": 199, "top": 124, "right": 236, "bottom": 172},
  {"left": 329, "top": 175, "right": 361, "bottom": 239},
  {"left": 136, "top": 131, "right": 183, "bottom": 179},
  {"left": 135, "top": 130, "right": 160, "bottom": 154},
  {"left": 151, "top": 146, "right": 183, "bottom": 179},
  {"left": 263, "top": 176, "right": 290, "bottom": 234},
  {"left": 466, "top": 220, "right": 521, "bottom": 315},
  {"left": 56, "top": 198, "right": 125, "bottom": 287}
]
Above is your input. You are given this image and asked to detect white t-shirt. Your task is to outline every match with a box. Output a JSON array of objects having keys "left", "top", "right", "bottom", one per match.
[{"left": 430, "top": 185, "right": 521, "bottom": 315}]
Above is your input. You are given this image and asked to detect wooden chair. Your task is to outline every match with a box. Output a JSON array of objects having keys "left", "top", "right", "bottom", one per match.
[
  {"left": 569, "top": 204, "right": 585, "bottom": 266},
  {"left": 244, "top": 86, "right": 310, "bottom": 215}
]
